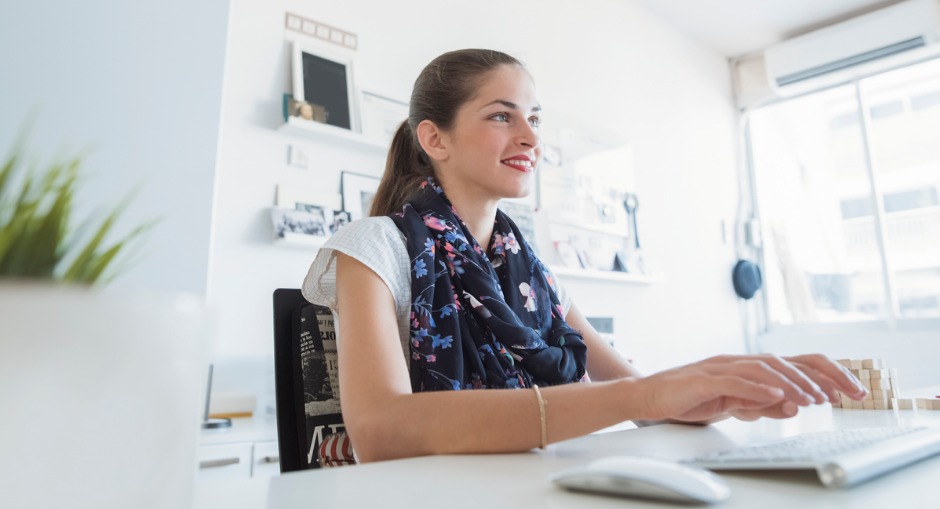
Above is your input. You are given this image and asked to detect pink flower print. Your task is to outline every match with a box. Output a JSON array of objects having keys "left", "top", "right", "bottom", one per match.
[
  {"left": 427, "top": 354, "right": 436, "bottom": 363},
  {"left": 504, "top": 232, "right": 520, "bottom": 254},
  {"left": 423, "top": 215, "right": 447, "bottom": 231},
  {"left": 519, "top": 282, "right": 537, "bottom": 312},
  {"left": 492, "top": 232, "right": 504, "bottom": 249}
]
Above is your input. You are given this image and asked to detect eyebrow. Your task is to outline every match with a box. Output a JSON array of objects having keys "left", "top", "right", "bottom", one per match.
[{"left": 481, "top": 99, "right": 542, "bottom": 113}]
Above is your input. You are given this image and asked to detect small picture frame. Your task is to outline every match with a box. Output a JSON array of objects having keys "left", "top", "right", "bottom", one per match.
[
  {"left": 554, "top": 241, "right": 583, "bottom": 269},
  {"left": 359, "top": 91, "right": 409, "bottom": 144},
  {"left": 287, "top": 96, "right": 327, "bottom": 123},
  {"left": 341, "top": 171, "right": 380, "bottom": 221},
  {"left": 291, "top": 41, "right": 358, "bottom": 132},
  {"left": 270, "top": 208, "right": 331, "bottom": 243}
]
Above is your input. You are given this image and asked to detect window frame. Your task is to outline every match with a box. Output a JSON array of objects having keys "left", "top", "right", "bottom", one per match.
[{"left": 743, "top": 54, "right": 940, "bottom": 335}]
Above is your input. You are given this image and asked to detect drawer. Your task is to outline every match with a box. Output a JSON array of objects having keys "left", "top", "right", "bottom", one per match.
[
  {"left": 197, "top": 443, "right": 252, "bottom": 482},
  {"left": 252, "top": 440, "right": 281, "bottom": 478}
]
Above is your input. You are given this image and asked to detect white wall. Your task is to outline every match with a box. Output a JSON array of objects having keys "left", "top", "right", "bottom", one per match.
[
  {"left": 0, "top": 1, "right": 230, "bottom": 295},
  {"left": 209, "top": 0, "right": 744, "bottom": 375}
]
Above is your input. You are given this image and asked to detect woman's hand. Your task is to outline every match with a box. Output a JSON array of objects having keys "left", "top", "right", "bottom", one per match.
[{"left": 634, "top": 354, "right": 869, "bottom": 423}]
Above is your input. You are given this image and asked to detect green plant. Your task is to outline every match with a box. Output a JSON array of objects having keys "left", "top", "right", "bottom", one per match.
[{"left": 0, "top": 139, "right": 153, "bottom": 284}]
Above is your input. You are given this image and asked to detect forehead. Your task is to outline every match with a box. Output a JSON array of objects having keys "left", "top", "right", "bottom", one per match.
[{"left": 469, "top": 65, "right": 539, "bottom": 108}]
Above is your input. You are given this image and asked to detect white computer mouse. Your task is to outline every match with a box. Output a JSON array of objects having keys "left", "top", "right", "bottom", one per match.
[{"left": 550, "top": 455, "right": 731, "bottom": 504}]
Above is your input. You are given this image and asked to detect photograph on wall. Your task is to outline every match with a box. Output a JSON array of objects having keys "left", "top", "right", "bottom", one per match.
[
  {"left": 359, "top": 91, "right": 409, "bottom": 145},
  {"left": 291, "top": 41, "right": 358, "bottom": 131},
  {"left": 341, "top": 171, "right": 380, "bottom": 221},
  {"left": 270, "top": 207, "right": 330, "bottom": 240},
  {"left": 286, "top": 96, "right": 328, "bottom": 124}
]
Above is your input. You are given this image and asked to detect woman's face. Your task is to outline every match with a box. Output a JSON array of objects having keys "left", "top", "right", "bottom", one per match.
[{"left": 436, "top": 65, "right": 541, "bottom": 204}]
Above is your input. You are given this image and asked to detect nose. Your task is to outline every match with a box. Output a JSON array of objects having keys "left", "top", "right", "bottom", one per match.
[{"left": 516, "top": 121, "right": 539, "bottom": 149}]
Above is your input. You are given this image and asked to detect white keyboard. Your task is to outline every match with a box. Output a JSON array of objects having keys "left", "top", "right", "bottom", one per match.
[{"left": 689, "top": 426, "right": 940, "bottom": 488}]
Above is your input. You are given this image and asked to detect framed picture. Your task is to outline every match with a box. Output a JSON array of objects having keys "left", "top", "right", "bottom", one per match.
[
  {"left": 286, "top": 96, "right": 327, "bottom": 123},
  {"left": 291, "top": 41, "right": 359, "bottom": 131},
  {"left": 341, "top": 172, "right": 380, "bottom": 221},
  {"left": 270, "top": 207, "right": 331, "bottom": 244},
  {"left": 360, "top": 91, "right": 409, "bottom": 144}
]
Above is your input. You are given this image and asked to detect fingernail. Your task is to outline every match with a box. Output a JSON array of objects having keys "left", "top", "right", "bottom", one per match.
[
  {"left": 817, "top": 392, "right": 829, "bottom": 403},
  {"left": 783, "top": 402, "right": 798, "bottom": 416}
]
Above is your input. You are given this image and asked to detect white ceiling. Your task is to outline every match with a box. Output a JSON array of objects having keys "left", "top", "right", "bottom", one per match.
[{"left": 634, "top": 0, "right": 904, "bottom": 57}]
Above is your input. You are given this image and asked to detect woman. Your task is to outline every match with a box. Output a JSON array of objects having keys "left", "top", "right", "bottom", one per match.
[{"left": 303, "top": 49, "right": 868, "bottom": 463}]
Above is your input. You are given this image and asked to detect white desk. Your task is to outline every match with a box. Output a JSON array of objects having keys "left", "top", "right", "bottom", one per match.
[{"left": 254, "top": 405, "right": 940, "bottom": 509}]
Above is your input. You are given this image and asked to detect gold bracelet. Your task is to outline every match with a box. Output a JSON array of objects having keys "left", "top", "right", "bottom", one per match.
[{"left": 533, "top": 384, "right": 547, "bottom": 449}]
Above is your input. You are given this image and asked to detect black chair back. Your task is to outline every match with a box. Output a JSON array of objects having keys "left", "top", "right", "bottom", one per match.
[{"left": 272, "top": 288, "right": 348, "bottom": 472}]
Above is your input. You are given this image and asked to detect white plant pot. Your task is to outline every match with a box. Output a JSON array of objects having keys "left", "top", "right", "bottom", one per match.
[{"left": 0, "top": 284, "right": 210, "bottom": 509}]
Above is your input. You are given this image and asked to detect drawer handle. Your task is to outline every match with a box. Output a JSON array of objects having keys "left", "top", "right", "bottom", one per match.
[
  {"left": 260, "top": 455, "right": 280, "bottom": 464},
  {"left": 199, "top": 457, "right": 241, "bottom": 469}
]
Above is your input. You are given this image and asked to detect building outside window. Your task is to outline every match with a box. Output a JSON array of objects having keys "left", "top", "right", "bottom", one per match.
[{"left": 748, "top": 57, "right": 940, "bottom": 326}]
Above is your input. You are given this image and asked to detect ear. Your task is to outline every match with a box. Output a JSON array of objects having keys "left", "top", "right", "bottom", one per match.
[{"left": 415, "top": 119, "right": 449, "bottom": 163}]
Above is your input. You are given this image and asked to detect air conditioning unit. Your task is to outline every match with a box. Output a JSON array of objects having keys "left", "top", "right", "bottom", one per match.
[{"left": 734, "top": 0, "right": 940, "bottom": 108}]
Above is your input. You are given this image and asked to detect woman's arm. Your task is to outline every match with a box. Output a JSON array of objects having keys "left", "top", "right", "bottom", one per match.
[
  {"left": 564, "top": 303, "right": 642, "bottom": 381},
  {"left": 335, "top": 253, "right": 868, "bottom": 462}
]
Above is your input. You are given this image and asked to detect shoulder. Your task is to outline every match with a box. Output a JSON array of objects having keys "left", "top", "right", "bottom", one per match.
[
  {"left": 328, "top": 216, "right": 404, "bottom": 248},
  {"left": 302, "top": 216, "right": 409, "bottom": 310}
]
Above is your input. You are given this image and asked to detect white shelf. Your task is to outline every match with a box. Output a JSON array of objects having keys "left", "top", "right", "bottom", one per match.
[
  {"left": 549, "top": 265, "right": 654, "bottom": 284},
  {"left": 277, "top": 116, "right": 389, "bottom": 152},
  {"left": 274, "top": 232, "right": 327, "bottom": 249}
]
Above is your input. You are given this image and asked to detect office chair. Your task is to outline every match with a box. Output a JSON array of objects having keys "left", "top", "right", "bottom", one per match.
[{"left": 272, "top": 288, "right": 355, "bottom": 472}]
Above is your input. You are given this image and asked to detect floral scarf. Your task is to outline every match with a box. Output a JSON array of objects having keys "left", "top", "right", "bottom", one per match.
[{"left": 389, "top": 177, "right": 587, "bottom": 392}]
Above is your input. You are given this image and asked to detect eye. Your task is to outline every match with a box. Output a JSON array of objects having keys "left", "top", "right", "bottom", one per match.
[
  {"left": 491, "top": 112, "right": 510, "bottom": 122},
  {"left": 528, "top": 116, "right": 541, "bottom": 128}
]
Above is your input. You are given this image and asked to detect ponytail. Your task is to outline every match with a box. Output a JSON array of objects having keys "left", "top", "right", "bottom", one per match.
[{"left": 369, "top": 121, "right": 433, "bottom": 216}]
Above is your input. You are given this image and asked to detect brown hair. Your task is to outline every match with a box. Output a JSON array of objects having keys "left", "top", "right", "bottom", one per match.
[{"left": 369, "top": 49, "right": 524, "bottom": 216}]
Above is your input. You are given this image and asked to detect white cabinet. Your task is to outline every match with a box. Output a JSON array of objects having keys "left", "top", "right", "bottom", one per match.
[
  {"left": 251, "top": 440, "right": 282, "bottom": 479},
  {"left": 197, "top": 416, "right": 279, "bottom": 482},
  {"left": 197, "top": 443, "right": 253, "bottom": 481}
]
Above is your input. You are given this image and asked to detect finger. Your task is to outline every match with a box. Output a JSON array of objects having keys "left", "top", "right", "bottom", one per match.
[
  {"left": 731, "top": 401, "right": 800, "bottom": 421},
  {"left": 715, "top": 360, "right": 816, "bottom": 406},
  {"left": 785, "top": 354, "right": 868, "bottom": 399},
  {"left": 700, "top": 375, "right": 786, "bottom": 408},
  {"left": 757, "top": 355, "right": 829, "bottom": 404},
  {"left": 792, "top": 365, "right": 842, "bottom": 403}
]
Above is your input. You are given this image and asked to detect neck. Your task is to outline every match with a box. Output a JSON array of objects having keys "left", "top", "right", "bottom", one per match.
[{"left": 439, "top": 182, "right": 499, "bottom": 250}]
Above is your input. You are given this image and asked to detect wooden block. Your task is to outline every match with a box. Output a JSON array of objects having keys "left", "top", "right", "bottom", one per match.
[
  {"left": 862, "top": 400, "right": 875, "bottom": 410},
  {"left": 861, "top": 379, "right": 873, "bottom": 389},
  {"left": 858, "top": 369, "right": 871, "bottom": 380},
  {"left": 870, "top": 379, "right": 891, "bottom": 390},
  {"left": 916, "top": 398, "right": 930, "bottom": 409},
  {"left": 852, "top": 400, "right": 866, "bottom": 409},
  {"left": 865, "top": 358, "right": 886, "bottom": 369},
  {"left": 841, "top": 395, "right": 853, "bottom": 407},
  {"left": 837, "top": 359, "right": 853, "bottom": 368},
  {"left": 831, "top": 399, "right": 842, "bottom": 408},
  {"left": 850, "top": 359, "right": 863, "bottom": 370},
  {"left": 892, "top": 398, "right": 915, "bottom": 410},
  {"left": 928, "top": 399, "right": 940, "bottom": 411},
  {"left": 871, "top": 389, "right": 888, "bottom": 400},
  {"left": 870, "top": 369, "right": 889, "bottom": 379},
  {"left": 874, "top": 400, "right": 888, "bottom": 410}
]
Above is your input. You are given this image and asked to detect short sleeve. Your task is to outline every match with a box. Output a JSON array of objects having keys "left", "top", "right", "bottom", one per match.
[
  {"left": 544, "top": 264, "right": 572, "bottom": 316},
  {"left": 302, "top": 216, "right": 410, "bottom": 315}
]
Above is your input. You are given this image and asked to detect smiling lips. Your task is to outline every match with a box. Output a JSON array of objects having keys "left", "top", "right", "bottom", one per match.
[{"left": 501, "top": 156, "right": 535, "bottom": 172}]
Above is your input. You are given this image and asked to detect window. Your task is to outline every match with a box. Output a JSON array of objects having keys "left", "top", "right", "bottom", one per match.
[{"left": 748, "top": 57, "right": 940, "bottom": 325}]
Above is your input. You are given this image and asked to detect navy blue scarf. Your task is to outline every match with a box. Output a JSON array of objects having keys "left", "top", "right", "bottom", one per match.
[{"left": 390, "top": 178, "right": 587, "bottom": 392}]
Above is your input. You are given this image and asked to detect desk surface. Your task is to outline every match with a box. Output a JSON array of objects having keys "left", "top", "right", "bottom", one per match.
[{"left": 254, "top": 405, "right": 940, "bottom": 509}]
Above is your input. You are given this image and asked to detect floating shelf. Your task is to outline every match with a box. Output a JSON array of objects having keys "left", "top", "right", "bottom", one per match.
[
  {"left": 273, "top": 232, "right": 328, "bottom": 250},
  {"left": 548, "top": 265, "right": 655, "bottom": 285},
  {"left": 277, "top": 116, "right": 389, "bottom": 152}
]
